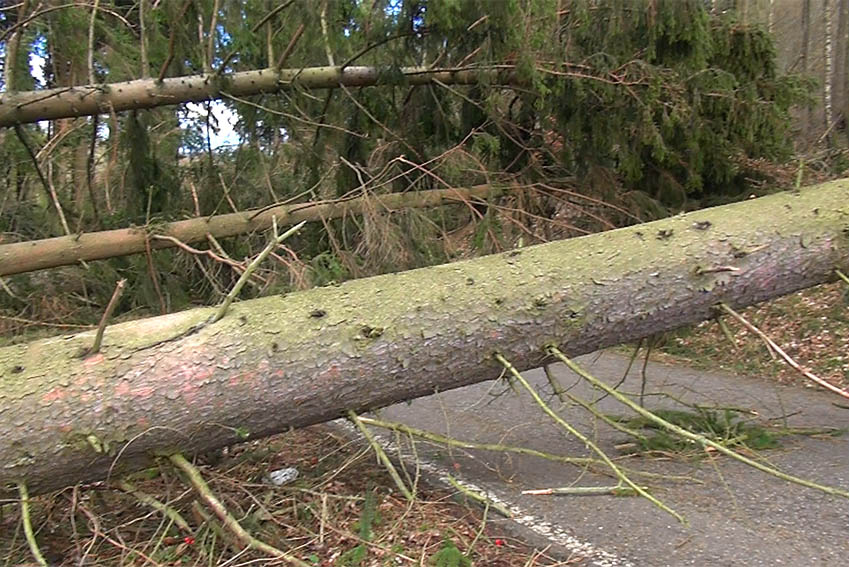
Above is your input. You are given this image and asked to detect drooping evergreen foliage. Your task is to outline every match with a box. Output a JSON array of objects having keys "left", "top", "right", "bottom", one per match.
[{"left": 0, "top": 0, "right": 819, "bottom": 329}]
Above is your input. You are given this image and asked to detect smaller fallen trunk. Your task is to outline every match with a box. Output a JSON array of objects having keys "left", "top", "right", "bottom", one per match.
[
  {"left": 0, "top": 180, "right": 846, "bottom": 498},
  {"left": 0, "top": 65, "right": 504, "bottom": 127},
  {"left": 0, "top": 185, "right": 504, "bottom": 276}
]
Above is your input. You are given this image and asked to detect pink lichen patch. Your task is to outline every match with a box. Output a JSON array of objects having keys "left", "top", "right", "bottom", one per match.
[
  {"left": 83, "top": 353, "right": 105, "bottom": 366},
  {"left": 41, "top": 387, "right": 67, "bottom": 404},
  {"left": 319, "top": 364, "right": 341, "bottom": 380},
  {"left": 133, "top": 385, "right": 156, "bottom": 398},
  {"left": 228, "top": 371, "right": 258, "bottom": 388},
  {"left": 115, "top": 380, "right": 131, "bottom": 396}
]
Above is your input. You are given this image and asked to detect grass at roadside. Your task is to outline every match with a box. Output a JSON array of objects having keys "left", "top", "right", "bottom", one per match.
[{"left": 654, "top": 282, "right": 848, "bottom": 390}]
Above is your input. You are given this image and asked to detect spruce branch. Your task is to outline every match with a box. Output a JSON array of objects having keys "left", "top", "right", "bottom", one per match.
[
  {"left": 494, "top": 353, "right": 685, "bottom": 524},
  {"left": 547, "top": 346, "right": 849, "bottom": 498}
]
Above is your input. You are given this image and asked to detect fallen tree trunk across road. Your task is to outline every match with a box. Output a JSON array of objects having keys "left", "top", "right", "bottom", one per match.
[
  {"left": 0, "top": 180, "right": 846, "bottom": 498},
  {"left": 0, "top": 185, "right": 504, "bottom": 276}
]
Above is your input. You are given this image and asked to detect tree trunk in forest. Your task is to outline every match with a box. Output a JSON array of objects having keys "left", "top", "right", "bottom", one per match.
[
  {"left": 801, "top": 0, "right": 812, "bottom": 130},
  {"left": 0, "top": 185, "right": 507, "bottom": 276},
  {"left": 0, "top": 180, "right": 846, "bottom": 498},
  {"left": 831, "top": 0, "right": 847, "bottom": 135},
  {"left": 823, "top": 0, "right": 833, "bottom": 133},
  {"left": 0, "top": 65, "right": 507, "bottom": 127}
]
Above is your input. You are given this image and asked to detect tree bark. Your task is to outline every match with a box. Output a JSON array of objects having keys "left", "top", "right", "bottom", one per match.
[
  {"left": 0, "top": 180, "right": 846, "bottom": 498},
  {"left": 0, "top": 65, "right": 507, "bottom": 128},
  {"left": 0, "top": 185, "right": 504, "bottom": 276}
]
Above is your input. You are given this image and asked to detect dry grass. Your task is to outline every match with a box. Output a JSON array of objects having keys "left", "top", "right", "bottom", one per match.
[{"left": 1, "top": 425, "right": 562, "bottom": 567}]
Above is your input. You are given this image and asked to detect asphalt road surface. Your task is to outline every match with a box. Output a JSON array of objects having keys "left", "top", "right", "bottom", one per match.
[{"left": 366, "top": 351, "right": 848, "bottom": 566}]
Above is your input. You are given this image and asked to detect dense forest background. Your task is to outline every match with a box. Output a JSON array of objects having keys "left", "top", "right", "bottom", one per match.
[{"left": 0, "top": 0, "right": 846, "bottom": 336}]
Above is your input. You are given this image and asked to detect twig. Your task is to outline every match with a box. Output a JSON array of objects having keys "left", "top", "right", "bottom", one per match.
[
  {"left": 716, "top": 316, "right": 738, "bottom": 349},
  {"left": 208, "top": 220, "right": 305, "bottom": 324},
  {"left": 543, "top": 363, "right": 646, "bottom": 439},
  {"left": 347, "top": 410, "right": 414, "bottom": 501},
  {"left": 446, "top": 474, "right": 511, "bottom": 517},
  {"left": 158, "top": 0, "right": 193, "bottom": 81},
  {"left": 594, "top": 338, "right": 643, "bottom": 404},
  {"left": 716, "top": 303, "right": 849, "bottom": 399},
  {"left": 522, "top": 484, "right": 641, "bottom": 496},
  {"left": 835, "top": 270, "right": 849, "bottom": 285},
  {"left": 87, "top": 0, "right": 100, "bottom": 83},
  {"left": 357, "top": 416, "right": 598, "bottom": 468},
  {"left": 115, "top": 479, "right": 192, "bottom": 533},
  {"left": 144, "top": 236, "right": 167, "bottom": 315},
  {"left": 639, "top": 336, "right": 655, "bottom": 406},
  {"left": 14, "top": 124, "right": 71, "bottom": 235},
  {"left": 494, "top": 353, "right": 685, "bottom": 523},
  {"left": 151, "top": 234, "right": 245, "bottom": 270},
  {"left": 276, "top": 23, "right": 305, "bottom": 69},
  {"left": 17, "top": 481, "right": 48, "bottom": 567},
  {"left": 88, "top": 278, "right": 125, "bottom": 355},
  {"left": 252, "top": 0, "right": 294, "bottom": 32},
  {"left": 169, "top": 453, "right": 310, "bottom": 566},
  {"left": 341, "top": 31, "right": 418, "bottom": 69},
  {"left": 547, "top": 346, "right": 849, "bottom": 498}
]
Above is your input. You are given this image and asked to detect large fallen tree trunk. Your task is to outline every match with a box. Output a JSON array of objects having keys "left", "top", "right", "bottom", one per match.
[
  {"left": 0, "top": 65, "right": 506, "bottom": 127},
  {"left": 0, "top": 185, "right": 503, "bottom": 276},
  {"left": 1, "top": 180, "right": 846, "bottom": 498}
]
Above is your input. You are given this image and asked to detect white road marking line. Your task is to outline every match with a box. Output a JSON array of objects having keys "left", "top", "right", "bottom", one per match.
[{"left": 334, "top": 420, "right": 634, "bottom": 567}]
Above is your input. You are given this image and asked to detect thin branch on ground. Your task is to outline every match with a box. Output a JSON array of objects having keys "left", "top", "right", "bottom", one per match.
[
  {"left": 357, "top": 415, "right": 599, "bottom": 468},
  {"left": 716, "top": 316, "right": 738, "bottom": 348},
  {"left": 446, "top": 474, "right": 511, "bottom": 517},
  {"left": 169, "top": 453, "right": 311, "bottom": 566},
  {"left": 543, "top": 364, "right": 646, "bottom": 440},
  {"left": 594, "top": 338, "right": 643, "bottom": 404},
  {"left": 347, "top": 410, "right": 414, "bottom": 501},
  {"left": 114, "top": 479, "right": 192, "bottom": 533},
  {"left": 547, "top": 345, "right": 849, "bottom": 498},
  {"left": 522, "top": 484, "right": 641, "bottom": 496},
  {"left": 494, "top": 353, "right": 685, "bottom": 524},
  {"left": 152, "top": 234, "right": 247, "bottom": 271},
  {"left": 717, "top": 303, "right": 849, "bottom": 398},
  {"left": 17, "top": 481, "right": 47, "bottom": 567}
]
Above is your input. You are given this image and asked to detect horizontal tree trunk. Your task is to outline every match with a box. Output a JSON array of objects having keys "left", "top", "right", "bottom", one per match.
[
  {"left": 0, "top": 65, "right": 508, "bottom": 127},
  {"left": 0, "top": 185, "right": 503, "bottom": 276},
  {"left": 0, "top": 180, "right": 846, "bottom": 498}
]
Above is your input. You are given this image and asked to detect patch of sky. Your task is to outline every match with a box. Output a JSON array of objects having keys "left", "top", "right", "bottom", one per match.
[{"left": 182, "top": 101, "right": 241, "bottom": 151}]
